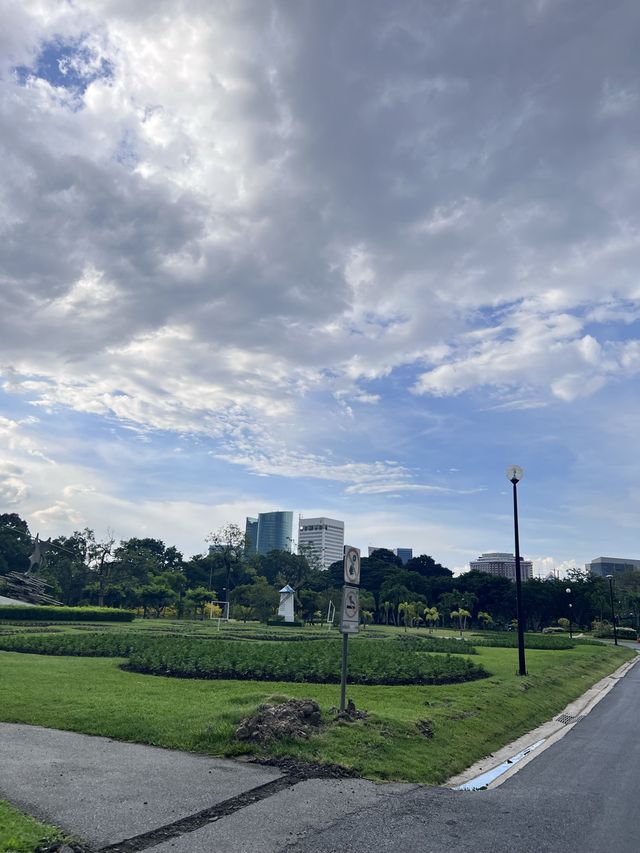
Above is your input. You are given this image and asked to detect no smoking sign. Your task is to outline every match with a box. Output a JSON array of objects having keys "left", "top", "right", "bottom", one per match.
[{"left": 340, "top": 586, "right": 360, "bottom": 633}]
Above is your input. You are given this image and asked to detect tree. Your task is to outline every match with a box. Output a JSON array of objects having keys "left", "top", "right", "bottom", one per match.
[
  {"left": 423, "top": 606, "right": 440, "bottom": 632},
  {"left": 84, "top": 529, "right": 115, "bottom": 607},
  {"left": 406, "top": 554, "right": 453, "bottom": 578},
  {"left": 477, "top": 611, "right": 493, "bottom": 630},
  {"left": 450, "top": 608, "right": 471, "bottom": 634},
  {"left": 0, "top": 513, "right": 31, "bottom": 575},
  {"left": 232, "top": 578, "right": 279, "bottom": 622},
  {"left": 206, "top": 524, "right": 246, "bottom": 603},
  {"left": 41, "top": 530, "right": 91, "bottom": 605},
  {"left": 185, "top": 586, "right": 216, "bottom": 619}
]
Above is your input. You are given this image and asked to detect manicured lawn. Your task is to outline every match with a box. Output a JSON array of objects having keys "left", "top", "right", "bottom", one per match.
[
  {"left": 0, "top": 639, "right": 632, "bottom": 784},
  {"left": 0, "top": 800, "right": 67, "bottom": 853}
]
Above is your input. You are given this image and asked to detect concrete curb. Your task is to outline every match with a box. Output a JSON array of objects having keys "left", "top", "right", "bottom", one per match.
[{"left": 445, "top": 652, "right": 640, "bottom": 790}]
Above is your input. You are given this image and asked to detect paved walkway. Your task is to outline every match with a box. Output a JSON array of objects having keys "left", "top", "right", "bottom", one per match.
[{"left": 1, "top": 657, "right": 639, "bottom": 852}]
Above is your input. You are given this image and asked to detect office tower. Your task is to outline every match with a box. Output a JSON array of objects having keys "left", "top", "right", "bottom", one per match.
[
  {"left": 469, "top": 552, "right": 533, "bottom": 582},
  {"left": 245, "top": 517, "right": 258, "bottom": 556},
  {"left": 256, "top": 511, "right": 293, "bottom": 555},
  {"left": 298, "top": 516, "right": 345, "bottom": 569}
]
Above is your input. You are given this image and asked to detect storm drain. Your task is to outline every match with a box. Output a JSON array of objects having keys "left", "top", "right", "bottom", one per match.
[{"left": 555, "top": 713, "right": 584, "bottom": 725}]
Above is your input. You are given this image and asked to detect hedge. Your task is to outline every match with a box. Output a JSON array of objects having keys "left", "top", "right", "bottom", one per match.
[
  {"left": 0, "top": 632, "right": 488, "bottom": 686},
  {"left": 593, "top": 626, "right": 638, "bottom": 641},
  {"left": 472, "top": 632, "right": 575, "bottom": 650},
  {"left": 0, "top": 606, "right": 135, "bottom": 622}
]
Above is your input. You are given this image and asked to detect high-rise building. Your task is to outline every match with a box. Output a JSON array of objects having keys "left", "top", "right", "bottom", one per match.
[
  {"left": 245, "top": 517, "right": 258, "bottom": 556},
  {"left": 395, "top": 548, "right": 413, "bottom": 565},
  {"left": 255, "top": 511, "right": 293, "bottom": 555},
  {"left": 586, "top": 557, "right": 640, "bottom": 577},
  {"left": 298, "top": 516, "right": 344, "bottom": 569},
  {"left": 469, "top": 552, "right": 533, "bottom": 582}
]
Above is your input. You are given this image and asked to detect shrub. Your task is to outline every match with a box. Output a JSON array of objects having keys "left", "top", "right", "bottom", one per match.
[
  {"left": 593, "top": 626, "right": 637, "bottom": 641},
  {"left": 472, "top": 632, "right": 575, "bottom": 650},
  {"left": 265, "top": 618, "right": 305, "bottom": 627},
  {"left": 0, "top": 606, "right": 135, "bottom": 622},
  {"left": 0, "top": 632, "right": 488, "bottom": 686},
  {"left": 542, "top": 627, "right": 566, "bottom": 634}
]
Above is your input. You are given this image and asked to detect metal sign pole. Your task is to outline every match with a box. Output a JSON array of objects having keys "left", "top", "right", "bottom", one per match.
[
  {"left": 339, "top": 632, "right": 349, "bottom": 712},
  {"left": 339, "top": 545, "right": 361, "bottom": 713}
]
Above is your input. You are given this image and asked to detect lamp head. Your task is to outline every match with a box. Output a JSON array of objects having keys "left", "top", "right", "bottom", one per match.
[
  {"left": 506, "top": 464, "right": 524, "bottom": 483},
  {"left": 565, "top": 587, "right": 571, "bottom": 594}
]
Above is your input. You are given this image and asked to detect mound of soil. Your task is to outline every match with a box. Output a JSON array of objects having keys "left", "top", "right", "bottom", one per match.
[{"left": 235, "top": 698, "right": 323, "bottom": 743}]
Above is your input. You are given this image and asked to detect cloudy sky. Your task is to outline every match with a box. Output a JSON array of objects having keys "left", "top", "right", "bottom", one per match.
[{"left": 2, "top": 0, "right": 640, "bottom": 574}]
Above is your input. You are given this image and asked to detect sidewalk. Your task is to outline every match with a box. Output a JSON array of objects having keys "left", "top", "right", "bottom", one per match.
[{"left": 0, "top": 724, "right": 415, "bottom": 851}]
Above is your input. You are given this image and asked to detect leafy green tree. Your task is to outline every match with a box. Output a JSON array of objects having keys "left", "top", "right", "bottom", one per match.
[
  {"left": 477, "top": 611, "right": 493, "bottom": 629},
  {"left": 0, "top": 513, "right": 31, "bottom": 575},
  {"left": 232, "top": 578, "right": 279, "bottom": 622},
  {"left": 41, "top": 531, "right": 90, "bottom": 605},
  {"left": 406, "top": 555, "right": 452, "bottom": 578},
  {"left": 423, "top": 606, "right": 440, "bottom": 632},
  {"left": 185, "top": 586, "right": 217, "bottom": 619},
  {"left": 206, "top": 524, "right": 246, "bottom": 603},
  {"left": 450, "top": 607, "right": 471, "bottom": 634}
]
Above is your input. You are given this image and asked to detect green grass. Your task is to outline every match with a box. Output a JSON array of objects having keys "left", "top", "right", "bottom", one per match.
[
  {"left": 0, "top": 639, "right": 632, "bottom": 784},
  {"left": 0, "top": 800, "right": 67, "bottom": 853}
]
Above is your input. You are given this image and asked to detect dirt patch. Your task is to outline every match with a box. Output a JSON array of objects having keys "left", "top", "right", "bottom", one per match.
[
  {"left": 417, "top": 719, "right": 434, "bottom": 739},
  {"left": 235, "top": 698, "right": 322, "bottom": 743}
]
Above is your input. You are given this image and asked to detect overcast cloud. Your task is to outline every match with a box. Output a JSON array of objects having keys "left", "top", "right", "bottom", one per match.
[{"left": 2, "top": 0, "right": 640, "bottom": 572}]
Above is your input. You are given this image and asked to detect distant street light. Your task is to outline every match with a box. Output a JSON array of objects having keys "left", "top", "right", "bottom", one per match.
[
  {"left": 565, "top": 587, "right": 573, "bottom": 639},
  {"left": 606, "top": 575, "right": 619, "bottom": 646},
  {"left": 506, "top": 465, "right": 527, "bottom": 676}
]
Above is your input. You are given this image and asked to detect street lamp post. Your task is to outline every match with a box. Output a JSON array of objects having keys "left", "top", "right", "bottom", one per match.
[
  {"left": 606, "top": 575, "right": 619, "bottom": 646},
  {"left": 506, "top": 465, "right": 527, "bottom": 676},
  {"left": 566, "top": 587, "right": 573, "bottom": 639}
]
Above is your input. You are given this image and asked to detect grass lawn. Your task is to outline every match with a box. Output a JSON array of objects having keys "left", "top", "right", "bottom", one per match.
[
  {"left": 0, "top": 800, "right": 67, "bottom": 853},
  {"left": 0, "top": 635, "right": 632, "bottom": 784}
]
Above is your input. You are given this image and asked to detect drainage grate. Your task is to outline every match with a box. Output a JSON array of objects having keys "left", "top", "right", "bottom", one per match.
[{"left": 555, "top": 713, "right": 584, "bottom": 725}]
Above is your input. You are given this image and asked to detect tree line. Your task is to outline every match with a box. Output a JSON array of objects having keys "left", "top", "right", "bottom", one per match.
[{"left": 1, "top": 512, "right": 638, "bottom": 630}]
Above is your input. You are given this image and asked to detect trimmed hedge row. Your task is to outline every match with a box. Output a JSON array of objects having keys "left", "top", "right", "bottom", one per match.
[
  {"left": 392, "top": 635, "right": 478, "bottom": 655},
  {"left": 472, "top": 632, "right": 575, "bottom": 650},
  {"left": 0, "top": 632, "right": 488, "bottom": 686},
  {"left": 593, "top": 627, "right": 638, "bottom": 641},
  {"left": 0, "top": 606, "right": 135, "bottom": 622}
]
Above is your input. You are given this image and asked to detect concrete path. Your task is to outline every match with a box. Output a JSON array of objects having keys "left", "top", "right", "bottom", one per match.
[{"left": 1, "top": 657, "right": 639, "bottom": 852}]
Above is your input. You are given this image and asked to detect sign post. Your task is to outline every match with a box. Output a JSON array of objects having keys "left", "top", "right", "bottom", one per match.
[{"left": 339, "top": 545, "right": 361, "bottom": 712}]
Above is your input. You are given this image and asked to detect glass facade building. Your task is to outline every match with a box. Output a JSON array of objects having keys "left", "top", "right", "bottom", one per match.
[
  {"left": 244, "top": 517, "right": 258, "bottom": 556},
  {"left": 255, "top": 511, "right": 293, "bottom": 555},
  {"left": 586, "top": 557, "right": 640, "bottom": 577}
]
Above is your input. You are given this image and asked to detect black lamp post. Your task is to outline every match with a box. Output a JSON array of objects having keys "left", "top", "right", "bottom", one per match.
[
  {"left": 507, "top": 465, "right": 527, "bottom": 676},
  {"left": 565, "top": 587, "right": 573, "bottom": 639},
  {"left": 606, "top": 574, "right": 618, "bottom": 646}
]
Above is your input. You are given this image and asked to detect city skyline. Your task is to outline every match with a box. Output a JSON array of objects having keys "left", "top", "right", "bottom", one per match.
[{"left": 2, "top": 3, "right": 640, "bottom": 578}]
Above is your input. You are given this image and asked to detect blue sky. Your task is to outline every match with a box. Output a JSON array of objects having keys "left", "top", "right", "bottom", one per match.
[{"left": 2, "top": 1, "right": 640, "bottom": 574}]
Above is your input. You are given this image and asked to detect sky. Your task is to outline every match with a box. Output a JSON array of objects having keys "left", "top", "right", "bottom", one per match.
[{"left": 2, "top": 0, "right": 640, "bottom": 576}]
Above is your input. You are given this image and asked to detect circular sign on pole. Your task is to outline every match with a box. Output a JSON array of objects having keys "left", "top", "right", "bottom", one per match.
[
  {"left": 343, "top": 545, "right": 361, "bottom": 586},
  {"left": 340, "top": 586, "right": 360, "bottom": 633}
]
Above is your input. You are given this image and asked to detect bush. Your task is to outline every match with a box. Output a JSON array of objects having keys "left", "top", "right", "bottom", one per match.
[
  {"left": 0, "top": 632, "right": 488, "bottom": 686},
  {"left": 393, "top": 635, "right": 477, "bottom": 655},
  {"left": 473, "top": 631, "right": 575, "bottom": 650},
  {"left": 593, "top": 626, "right": 637, "bottom": 641},
  {"left": 265, "top": 618, "right": 305, "bottom": 627},
  {"left": 542, "top": 627, "right": 567, "bottom": 634},
  {"left": 0, "top": 606, "right": 135, "bottom": 622}
]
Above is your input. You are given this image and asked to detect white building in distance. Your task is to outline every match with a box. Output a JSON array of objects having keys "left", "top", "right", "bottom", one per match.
[
  {"left": 469, "top": 552, "right": 533, "bottom": 582},
  {"left": 298, "top": 516, "right": 344, "bottom": 569}
]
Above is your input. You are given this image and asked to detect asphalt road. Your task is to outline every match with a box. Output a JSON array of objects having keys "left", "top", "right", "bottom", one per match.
[
  {"left": 289, "top": 659, "right": 640, "bottom": 853},
  {"left": 1, "top": 660, "right": 638, "bottom": 852}
]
